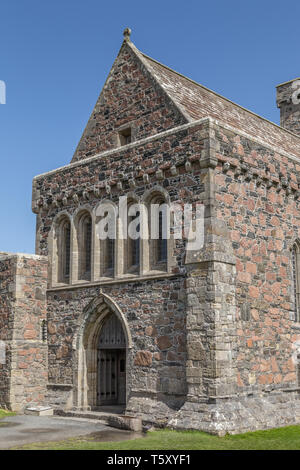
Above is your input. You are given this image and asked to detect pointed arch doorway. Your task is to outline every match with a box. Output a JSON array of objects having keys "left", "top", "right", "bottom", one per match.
[
  {"left": 97, "top": 313, "right": 126, "bottom": 405},
  {"left": 73, "top": 294, "right": 132, "bottom": 411}
]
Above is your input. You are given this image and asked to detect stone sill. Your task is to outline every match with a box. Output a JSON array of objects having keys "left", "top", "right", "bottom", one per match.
[
  {"left": 47, "top": 383, "right": 73, "bottom": 391},
  {"left": 48, "top": 272, "right": 182, "bottom": 292}
]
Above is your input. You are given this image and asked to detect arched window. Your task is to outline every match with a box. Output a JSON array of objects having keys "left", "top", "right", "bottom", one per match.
[
  {"left": 125, "top": 201, "right": 140, "bottom": 274},
  {"left": 77, "top": 212, "right": 92, "bottom": 281},
  {"left": 97, "top": 203, "right": 116, "bottom": 278},
  {"left": 292, "top": 243, "right": 300, "bottom": 322},
  {"left": 58, "top": 217, "right": 71, "bottom": 283},
  {"left": 147, "top": 193, "right": 169, "bottom": 271}
]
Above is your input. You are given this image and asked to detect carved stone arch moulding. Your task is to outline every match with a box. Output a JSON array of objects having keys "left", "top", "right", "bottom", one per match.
[
  {"left": 142, "top": 185, "right": 171, "bottom": 205},
  {"left": 73, "top": 292, "right": 133, "bottom": 352},
  {"left": 72, "top": 293, "right": 132, "bottom": 410}
]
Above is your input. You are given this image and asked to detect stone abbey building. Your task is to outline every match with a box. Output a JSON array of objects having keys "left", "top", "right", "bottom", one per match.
[{"left": 2, "top": 29, "right": 300, "bottom": 434}]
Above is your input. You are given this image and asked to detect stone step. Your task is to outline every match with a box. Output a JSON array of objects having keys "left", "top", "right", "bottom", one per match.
[{"left": 55, "top": 409, "right": 142, "bottom": 432}]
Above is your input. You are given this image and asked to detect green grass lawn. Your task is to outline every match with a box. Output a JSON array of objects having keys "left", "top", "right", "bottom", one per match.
[
  {"left": 13, "top": 425, "right": 300, "bottom": 450},
  {"left": 0, "top": 409, "right": 15, "bottom": 420}
]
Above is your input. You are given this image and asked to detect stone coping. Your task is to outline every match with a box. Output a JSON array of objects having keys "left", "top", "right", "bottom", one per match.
[
  {"left": 276, "top": 77, "right": 300, "bottom": 87},
  {"left": 0, "top": 252, "right": 47, "bottom": 261}
]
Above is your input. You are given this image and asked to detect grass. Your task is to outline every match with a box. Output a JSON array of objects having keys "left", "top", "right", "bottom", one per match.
[
  {"left": 13, "top": 425, "right": 300, "bottom": 450},
  {"left": 0, "top": 409, "right": 15, "bottom": 420}
]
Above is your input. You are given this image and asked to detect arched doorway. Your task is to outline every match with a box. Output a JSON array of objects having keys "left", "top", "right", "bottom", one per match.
[
  {"left": 73, "top": 293, "right": 132, "bottom": 411},
  {"left": 97, "top": 313, "right": 126, "bottom": 405}
]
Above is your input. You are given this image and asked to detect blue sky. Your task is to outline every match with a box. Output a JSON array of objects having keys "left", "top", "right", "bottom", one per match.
[{"left": 1, "top": 0, "right": 299, "bottom": 253}]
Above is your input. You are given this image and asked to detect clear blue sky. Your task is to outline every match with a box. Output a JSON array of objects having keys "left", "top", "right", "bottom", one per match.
[{"left": 1, "top": 0, "right": 299, "bottom": 253}]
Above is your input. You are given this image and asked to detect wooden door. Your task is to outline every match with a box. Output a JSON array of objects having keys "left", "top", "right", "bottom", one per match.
[
  {"left": 97, "top": 349, "right": 126, "bottom": 405},
  {"left": 118, "top": 350, "right": 126, "bottom": 404},
  {"left": 97, "top": 349, "right": 118, "bottom": 405},
  {"left": 97, "top": 314, "right": 127, "bottom": 406}
]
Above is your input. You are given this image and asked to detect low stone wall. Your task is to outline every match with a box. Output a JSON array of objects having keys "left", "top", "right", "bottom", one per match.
[{"left": 0, "top": 253, "right": 48, "bottom": 411}]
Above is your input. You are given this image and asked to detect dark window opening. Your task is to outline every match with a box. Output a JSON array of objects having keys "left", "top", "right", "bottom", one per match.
[
  {"left": 119, "top": 128, "right": 132, "bottom": 146},
  {"left": 106, "top": 237, "right": 115, "bottom": 271},
  {"left": 84, "top": 219, "right": 92, "bottom": 275},
  {"left": 158, "top": 211, "right": 167, "bottom": 262},
  {"left": 64, "top": 224, "right": 71, "bottom": 280},
  {"left": 128, "top": 210, "right": 140, "bottom": 269}
]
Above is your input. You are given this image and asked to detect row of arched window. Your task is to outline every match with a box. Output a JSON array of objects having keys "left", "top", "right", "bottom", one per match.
[
  {"left": 51, "top": 190, "right": 170, "bottom": 286},
  {"left": 52, "top": 197, "right": 300, "bottom": 324}
]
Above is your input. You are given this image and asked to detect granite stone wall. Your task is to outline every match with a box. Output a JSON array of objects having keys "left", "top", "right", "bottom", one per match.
[
  {"left": 0, "top": 253, "right": 48, "bottom": 411},
  {"left": 213, "top": 120, "right": 300, "bottom": 394}
]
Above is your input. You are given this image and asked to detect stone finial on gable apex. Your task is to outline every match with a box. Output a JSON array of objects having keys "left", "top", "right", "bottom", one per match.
[{"left": 123, "top": 27, "right": 132, "bottom": 42}]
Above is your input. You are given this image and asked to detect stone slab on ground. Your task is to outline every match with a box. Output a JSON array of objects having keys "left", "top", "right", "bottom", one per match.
[{"left": 25, "top": 406, "right": 54, "bottom": 416}]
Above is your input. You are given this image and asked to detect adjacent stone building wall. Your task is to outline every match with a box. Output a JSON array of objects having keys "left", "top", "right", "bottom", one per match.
[
  {"left": 0, "top": 253, "right": 48, "bottom": 411},
  {"left": 0, "top": 254, "right": 16, "bottom": 408}
]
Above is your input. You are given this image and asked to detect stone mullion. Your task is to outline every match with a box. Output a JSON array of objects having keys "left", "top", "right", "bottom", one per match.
[
  {"left": 90, "top": 214, "right": 97, "bottom": 282},
  {"left": 140, "top": 206, "right": 149, "bottom": 275},
  {"left": 115, "top": 217, "right": 124, "bottom": 277}
]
